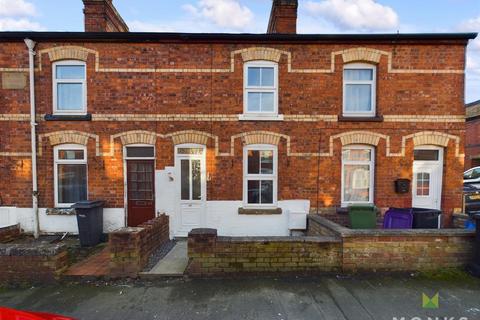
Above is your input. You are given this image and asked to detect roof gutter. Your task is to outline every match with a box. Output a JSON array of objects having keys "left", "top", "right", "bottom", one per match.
[
  {"left": 24, "top": 38, "right": 40, "bottom": 239},
  {"left": 1, "top": 32, "right": 477, "bottom": 44}
]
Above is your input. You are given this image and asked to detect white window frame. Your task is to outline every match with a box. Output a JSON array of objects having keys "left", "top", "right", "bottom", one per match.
[
  {"left": 341, "top": 145, "right": 375, "bottom": 206},
  {"left": 52, "top": 60, "right": 87, "bottom": 115},
  {"left": 342, "top": 63, "right": 376, "bottom": 117},
  {"left": 241, "top": 60, "right": 282, "bottom": 121},
  {"left": 54, "top": 144, "right": 88, "bottom": 208},
  {"left": 123, "top": 144, "right": 156, "bottom": 160},
  {"left": 243, "top": 144, "right": 278, "bottom": 208}
]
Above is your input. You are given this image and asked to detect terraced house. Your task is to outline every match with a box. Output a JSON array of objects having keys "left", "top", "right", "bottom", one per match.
[{"left": 0, "top": 0, "right": 476, "bottom": 237}]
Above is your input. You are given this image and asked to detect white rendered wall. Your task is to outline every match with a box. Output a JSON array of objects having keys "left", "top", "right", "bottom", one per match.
[
  {"left": 4, "top": 207, "right": 125, "bottom": 234},
  {"left": 205, "top": 200, "right": 310, "bottom": 236},
  {"left": 6, "top": 166, "right": 309, "bottom": 236}
]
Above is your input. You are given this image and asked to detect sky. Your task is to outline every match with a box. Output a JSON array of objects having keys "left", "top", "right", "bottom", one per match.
[{"left": 0, "top": 0, "right": 479, "bottom": 102}]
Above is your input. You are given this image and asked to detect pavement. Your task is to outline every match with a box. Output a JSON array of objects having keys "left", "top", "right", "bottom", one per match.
[
  {"left": 140, "top": 241, "right": 188, "bottom": 277},
  {"left": 1, "top": 273, "right": 480, "bottom": 320}
]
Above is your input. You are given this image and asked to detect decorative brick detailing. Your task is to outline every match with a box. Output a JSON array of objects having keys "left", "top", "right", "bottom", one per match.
[
  {"left": 3, "top": 46, "right": 463, "bottom": 74},
  {"left": 38, "top": 130, "right": 99, "bottom": 156},
  {"left": 335, "top": 131, "right": 385, "bottom": 146},
  {"left": 12, "top": 128, "right": 465, "bottom": 159},
  {"left": 412, "top": 131, "right": 450, "bottom": 147},
  {"left": 341, "top": 47, "right": 385, "bottom": 64},
  {"left": 240, "top": 47, "right": 283, "bottom": 62},
  {"left": 403, "top": 131, "right": 463, "bottom": 157},
  {"left": 283, "top": 114, "right": 338, "bottom": 122},
  {"left": 91, "top": 114, "right": 239, "bottom": 121},
  {"left": 117, "top": 130, "right": 157, "bottom": 146},
  {"left": 0, "top": 113, "right": 465, "bottom": 123},
  {"left": 46, "top": 46, "right": 91, "bottom": 62},
  {"left": 0, "top": 152, "right": 31, "bottom": 157},
  {"left": 109, "top": 214, "right": 169, "bottom": 278},
  {"left": 241, "top": 131, "right": 283, "bottom": 145},
  {"left": 0, "top": 114, "right": 30, "bottom": 121},
  {"left": 168, "top": 130, "right": 213, "bottom": 145},
  {"left": 0, "top": 47, "right": 465, "bottom": 74},
  {"left": 383, "top": 115, "right": 465, "bottom": 122},
  {"left": 48, "top": 131, "right": 90, "bottom": 146}
]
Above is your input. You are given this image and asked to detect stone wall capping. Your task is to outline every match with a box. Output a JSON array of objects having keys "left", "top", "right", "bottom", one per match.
[
  {"left": 216, "top": 235, "right": 341, "bottom": 243},
  {"left": 307, "top": 214, "right": 475, "bottom": 238},
  {"left": 0, "top": 242, "right": 66, "bottom": 256}
]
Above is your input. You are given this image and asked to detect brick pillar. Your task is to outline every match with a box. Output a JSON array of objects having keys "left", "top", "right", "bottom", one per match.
[
  {"left": 187, "top": 228, "right": 217, "bottom": 276},
  {"left": 267, "top": 0, "right": 298, "bottom": 34},
  {"left": 83, "top": 0, "right": 129, "bottom": 32}
]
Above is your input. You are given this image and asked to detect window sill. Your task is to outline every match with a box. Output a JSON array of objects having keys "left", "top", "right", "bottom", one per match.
[
  {"left": 45, "top": 113, "right": 92, "bottom": 121},
  {"left": 238, "top": 114, "right": 284, "bottom": 121},
  {"left": 238, "top": 207, "right": 282, "bottom": 215},
  {"left": 46, "top": 207, "right": 76, "bottom": 216},
  {"left": 338, "top": 115, "right": 383, "bottom": 122}
]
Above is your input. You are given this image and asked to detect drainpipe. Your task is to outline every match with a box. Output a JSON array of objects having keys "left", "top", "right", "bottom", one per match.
[{"left": 24, "top": 38, "right": 40, "bottom": 239}]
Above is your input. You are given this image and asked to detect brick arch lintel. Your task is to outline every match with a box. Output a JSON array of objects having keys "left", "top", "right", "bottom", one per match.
[
  {"left": 406, "top": 131, "right": 462, "bottom": 157},
  {"left": 238, "top": 47, "right": 285, "bottom": 63},
  {"left": 332, "top": 131, "right": 387, "bottom": 147},
  {"left": 340, "top": 47, "right": 389, "bottom": 64},
  {"left": 38, "top": 130, "right": 100, "bottom": 156},
  {"left": 104, "top": 130, "right": 220, "bottom": 157},
  {"left": 165, "top": 130, "right": 216, "bottom": 146},
  {"left": 114, "top": 130, "right": 157, "bottom": 146}
]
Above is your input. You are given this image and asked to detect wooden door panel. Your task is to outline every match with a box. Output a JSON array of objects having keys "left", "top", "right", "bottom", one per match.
[{"left": 127, "top": 160, "right": 155, "bottom": 227}]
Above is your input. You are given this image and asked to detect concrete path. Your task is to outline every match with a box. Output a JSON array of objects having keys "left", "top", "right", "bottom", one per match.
[
  {"left": 1, "top": 274, "right": 480, "bottom": 320},
  {"left": 141, "top": 240, "right": 188, "bottom": 277}
]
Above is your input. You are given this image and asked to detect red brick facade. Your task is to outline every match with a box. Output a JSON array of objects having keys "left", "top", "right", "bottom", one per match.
[
  {"left": 0, "top": 1, "right": 476, "bottom": 234},
  {"left": 466, "top": 100, "right": 480, "bottom": 169}
]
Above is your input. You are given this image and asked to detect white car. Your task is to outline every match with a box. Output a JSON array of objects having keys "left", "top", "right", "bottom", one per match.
[{"left": 464, "top": 166, "right": 480, "bottom": 187}]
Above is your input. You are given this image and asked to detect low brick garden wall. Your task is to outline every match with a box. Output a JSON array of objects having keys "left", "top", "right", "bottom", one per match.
[
  {"left": 186, "top": 228, "right": 342, "bottom": 277},
  {"left": 308, "top": 214, "right": 476, "bottom": 272},
  {"left": 186, "top": 215, "right": 476, "bottom": 277},
  {"left": 109, "top": 214, "right": 169, "bottom": 277},
  {"left": 0, "top": 242, "right": 69, "bottom": 285},
  {"left": 0, "top": 224, "right": 21, "bottom": 243}
]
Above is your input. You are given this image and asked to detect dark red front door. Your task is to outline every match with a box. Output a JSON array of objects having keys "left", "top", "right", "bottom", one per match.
[{"left": 127, "top": 160, "right": 155, "bottom": 227}]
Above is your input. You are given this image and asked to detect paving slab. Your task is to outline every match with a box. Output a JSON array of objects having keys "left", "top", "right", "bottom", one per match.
[
  {"left": 1, "top": 274, "right": 480, "bottom": 320},
  {"left": 141, "top": 240, "right": 188, "bottom": 277}
]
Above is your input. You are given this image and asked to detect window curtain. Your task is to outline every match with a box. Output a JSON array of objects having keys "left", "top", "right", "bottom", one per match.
[
  {"left": 345, "top": 84, "right": 371, "bottom": 112},
  {"left": 58, "top": 164, "right": 87, "bottom": 203}
]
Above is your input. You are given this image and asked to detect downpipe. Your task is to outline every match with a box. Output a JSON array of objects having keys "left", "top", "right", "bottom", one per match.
[{"left": 24, "top": 38, "right": 40, "bottom": 238}]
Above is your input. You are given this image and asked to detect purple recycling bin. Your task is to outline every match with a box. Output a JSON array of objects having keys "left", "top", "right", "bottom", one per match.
[{"left": 383, "top": 208, "right": 413, "bottom": 229}]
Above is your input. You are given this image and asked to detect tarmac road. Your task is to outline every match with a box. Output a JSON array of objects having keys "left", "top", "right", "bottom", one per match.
[{"left": 1, "top": 274, "right": 479, "bottom": 320}]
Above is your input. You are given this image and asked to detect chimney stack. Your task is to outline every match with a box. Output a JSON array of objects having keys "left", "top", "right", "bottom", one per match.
[
  {"left": 267, "top": 0, "right": 298, "bottom": 34},
  {"left": 83, "top": 0, "right": 129, "bottom": 32}
]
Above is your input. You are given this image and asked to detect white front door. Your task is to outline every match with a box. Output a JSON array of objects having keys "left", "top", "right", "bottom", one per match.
[
  {"left": 412, "top": 147, "right": 443, "bottom": 210},
  {"left": 174, "top": 145, "right": 206, "bottom": 236}
]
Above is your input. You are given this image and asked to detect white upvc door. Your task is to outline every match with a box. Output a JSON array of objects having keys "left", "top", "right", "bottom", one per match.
[
  {"left": 174, "top": 144, "right": 206, "bottom": 236},
  {"left": 412, "top": 147, "right": 443, "bottom": 210}
]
